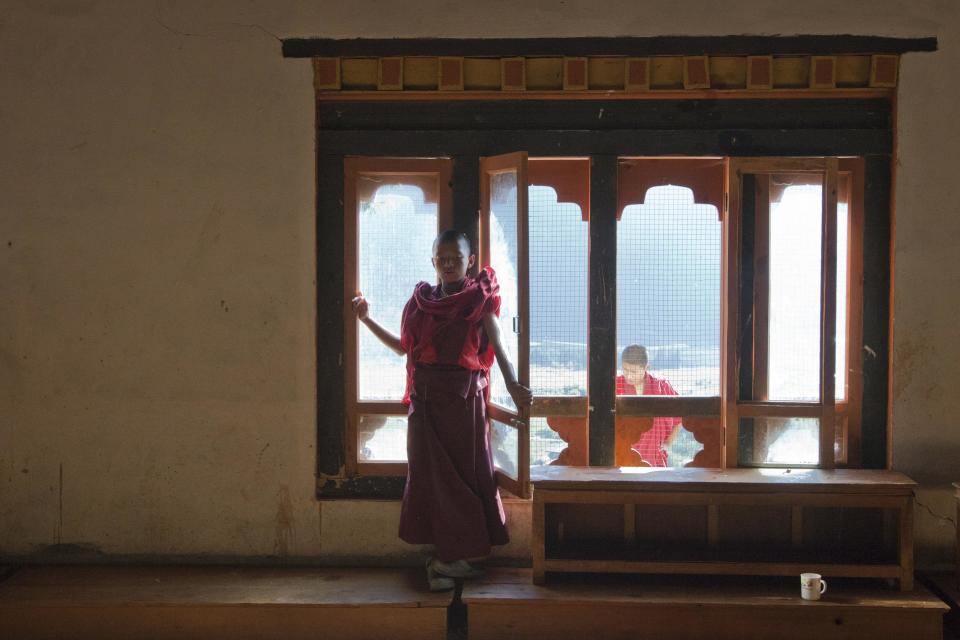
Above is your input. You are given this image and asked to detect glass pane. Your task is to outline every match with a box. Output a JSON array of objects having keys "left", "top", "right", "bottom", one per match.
[
  {"left": 836, "top": 181, "right": 850, "bottom": 401},
  {"left": 488, "top": 171, "right": 520, "bottom": 411},
  {"left": 532, "top": 416, "right": 585, "bottom": 467},
  {"left": 490, "top": 419, "right": 519, "bottom": 479},
  {"left": 529, "top": 186, "right": 588, "bottom": 396},
  {"left": 767, "top": 178, "right": 823, "bottom": 402},
  {"left": 617, "top": 185, "right": 721, "bottom": 396},
  {"left": 358, "top": 181, "right": 437, "bottom": 400},
  {"left": 738, "top": 416, "right": 820, "bottom": 466},
  {"left": 358, "top": 415, "right": 407, "bottom": 462}
]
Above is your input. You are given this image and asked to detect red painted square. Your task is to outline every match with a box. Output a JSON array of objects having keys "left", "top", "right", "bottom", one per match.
[
  {"left": 813, "top": 57, "right": 835, "bottom": 86},
  {"left": 566, "top": 59, "right": 586, "bottom": 87},
  {"left": 749, "top": 57, "right": 771, "bottom": 87},
  {"left": 314, "top": 58, "right": 338, "bottom": 87},
  {"left": 627, "top": 59, "right": 648, "bottom": 87},
  {"left": 686, "top": 58, "right": 708, "bottom": 86},
  {"left": 875, "top": 56, "right": 897, "bottom": 84},
  {"left": 380, "top": 58, "right": 402, "bottom": 87},
  {"left": 503, "top": 59, "right": 525, "bottom": 89},
  {"left": 440, "top": 58, "right": 462, "bottom": 87}
]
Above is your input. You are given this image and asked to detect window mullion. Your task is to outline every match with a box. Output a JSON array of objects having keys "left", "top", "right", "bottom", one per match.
[
  {"left": 819, "top": 159, "right": 840, "bottom": 468},
  {"left": 588, "top": 155, "right": 618, "bottom": 466}
]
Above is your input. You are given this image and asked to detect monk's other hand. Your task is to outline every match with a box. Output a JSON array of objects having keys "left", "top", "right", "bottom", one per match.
[
  {"left": 507, "top": 381, "right": 533, "bottom": 408},
  {"left": 351, "top": 292, "right": 369, "bottom": 321}
]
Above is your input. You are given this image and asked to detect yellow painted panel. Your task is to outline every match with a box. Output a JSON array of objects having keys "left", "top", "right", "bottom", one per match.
[
  {"left": 404, "top": 57, "right": 438, "bottom": 90},
  {"left": 836, "top": 55, "right": 871, "bottom": 88},
  {"left": 650, "top": 56, "right": 684, "bottom": 90},
  {"left": 341, "top": 58, "right": 378, "bottom": 90},
  {"left": 773, "top": 56, "right": 809, "bottom": 88},
  {"left": 526, "top": 57, "right": 563, "bottom": 90},
  {"left": 710, "top": 56, "right": 746, "bottom": 89},
  {"left": 464, "top": 58, "right": 501, "bottom": 90},
  {"left": 588, "top": 57, "right": 625, "bottom": 90}
]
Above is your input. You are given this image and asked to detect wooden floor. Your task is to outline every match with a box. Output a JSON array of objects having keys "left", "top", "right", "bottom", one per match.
[
  {"left": 0, "top": 564, "right": 950, "bottom": 640},
  {"left": 463, "top": 568, "right": 949, "bottom": 640},
  {"left": 922, "top": 572, "right": 960, "bottom": 640},
  {"left": 0, "top": 565, "right": 450, "bottom": 640}
]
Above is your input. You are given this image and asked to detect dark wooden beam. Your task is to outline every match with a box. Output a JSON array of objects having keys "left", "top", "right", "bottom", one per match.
[
  {"left": 316, "top": 155, "right": 346, "bottom": 477},
  {"left": 452, "top": 155, "right": 480, "bottom": 267},
  {"left": 284, "top": 36, "right": 937, "bottom": 58},
  {"left": 860, "top": 154, "right": 891, "bottom": 469},
  {"left": 318, "top": 99, "right": 891, "bottom": 132},
  {"left": 317, "top": 129, "right": 891, "bottom": 158},
  {"left": 589, "top": 155, "right": 617, "bottom": 466}
]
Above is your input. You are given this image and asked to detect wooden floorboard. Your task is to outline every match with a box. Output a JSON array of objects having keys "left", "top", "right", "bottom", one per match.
[
  {"left": 464, "top": 568, "right": 948, "bottom": 640},
  {"left": 0, "top": 566, "right": 449, "bottom": 640},
  {"left": 921, "top": 571, "right": 960, "bottom": 640}
]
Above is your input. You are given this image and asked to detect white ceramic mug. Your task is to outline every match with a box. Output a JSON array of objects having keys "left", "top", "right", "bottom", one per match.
[{"left": 800, "top": 573, "right": 828, "bottom": 600}]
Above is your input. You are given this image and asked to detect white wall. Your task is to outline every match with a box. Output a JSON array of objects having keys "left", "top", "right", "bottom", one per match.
[{"left": 1, "top": 0, "right": 956, "bottom": 567}]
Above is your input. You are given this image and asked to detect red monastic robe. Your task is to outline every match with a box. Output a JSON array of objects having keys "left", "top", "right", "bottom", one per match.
[{"left": 397, "top": 267, "right": 509, "bottom": 560}]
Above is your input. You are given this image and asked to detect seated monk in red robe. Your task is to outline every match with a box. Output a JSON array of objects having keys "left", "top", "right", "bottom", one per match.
[{"left": 351, "top": 230, "right": 532, "bottom": 591}]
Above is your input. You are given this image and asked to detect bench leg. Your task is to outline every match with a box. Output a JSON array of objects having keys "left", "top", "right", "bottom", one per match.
[
  {"left": 899, "top": 498, "right": 914, "bottom": 591},
  {"left": 533, "top": 494, "right": 546, "bottom": 586}
]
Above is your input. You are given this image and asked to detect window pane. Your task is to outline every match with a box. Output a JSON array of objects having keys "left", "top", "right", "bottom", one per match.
[
  {"left": 529, "top": 186, "right": 588, "bottom": 396},
  {"left": 836, "top": 190, "right": 850, "bottom": 401},
  {"left": 617, "top": 185, "right": 721, "bottom": 397},
  {"left": 358, "top": 414, "right": 407, "bottom": 462},
  {"left": 767, "top": 180, "right": 823, "bottom": 402},
  {"left": 738, "top": 416, "right": 820, "bottom": 466},
  {"left": 489, "top": 171, "right": 520, "bottom": 411},
  {"left": 358, "top": 183, "right": 437, "bottom": 401},
  {"left": 490, "top": 419, "right": 519, "bottom": 479}
]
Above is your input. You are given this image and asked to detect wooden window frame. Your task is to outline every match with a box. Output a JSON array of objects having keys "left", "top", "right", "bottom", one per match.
[
  {"left": 340, "top": 154, "right": 869, "bottom": 480},
  {"left": 526, "top": 158, "right": 592, "bottom": 466},
  {"left": 478, "top": 151, "right": 531, "bottom": 497},
  {"left": 614, "top": 157, "right": 727, "bottom": 434},
  {"left": 317, "top": 97, "right": 892, "bottom": 498},
  {"left": 343, "top": 157, "right": 453, "bottom": 477},
  {"left": 724, "top": 157, "right": 863, "bottom": 469}
]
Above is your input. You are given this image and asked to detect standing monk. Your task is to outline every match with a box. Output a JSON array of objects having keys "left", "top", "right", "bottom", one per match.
[{"left": 351, "top": 230, "right": 532, "bottom": 590}]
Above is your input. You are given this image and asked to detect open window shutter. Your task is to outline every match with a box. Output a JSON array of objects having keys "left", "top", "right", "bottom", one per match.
[{"left": 479, "top": 152, "right": 530, "bottom": 498}]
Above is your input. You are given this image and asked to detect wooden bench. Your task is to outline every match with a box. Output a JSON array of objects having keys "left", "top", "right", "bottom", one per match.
[
  {"left": 532, "top": 466, "right": 917, "bottom": 590},
  {"left": 0, "top": 566, "right": 449, "bottom": 640}
]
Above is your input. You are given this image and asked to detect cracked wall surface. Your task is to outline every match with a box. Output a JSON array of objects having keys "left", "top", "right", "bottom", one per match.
[{"left": 0, "top": 1, "right": 958, "bottom": 567}]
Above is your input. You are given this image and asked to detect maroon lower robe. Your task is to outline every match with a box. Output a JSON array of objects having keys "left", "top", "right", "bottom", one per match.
[{"left": 397, "top": 267, "right": 509, "bottom": 561}]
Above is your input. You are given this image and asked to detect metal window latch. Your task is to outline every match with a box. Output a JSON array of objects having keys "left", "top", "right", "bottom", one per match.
[{"left": 513, "top": 316, "right": 520, "bottom": 334}]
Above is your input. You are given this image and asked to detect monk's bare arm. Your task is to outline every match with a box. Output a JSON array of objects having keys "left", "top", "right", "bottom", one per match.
[
  {"left": 482, "top": 312, "right": 533, "bottom": 407},
  {"left": 351, "top": 294, "right": 404, "bottom": 356}
]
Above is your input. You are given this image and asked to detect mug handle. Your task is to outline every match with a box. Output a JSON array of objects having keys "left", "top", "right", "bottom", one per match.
[{"left": 819, "top": 579, "right": 828, "bottom": 594}]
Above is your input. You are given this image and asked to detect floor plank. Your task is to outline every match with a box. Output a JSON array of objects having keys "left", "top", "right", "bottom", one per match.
[
  {"left": 0, "top": 566, "right": 449, "bottom": 640},
  {"left": 464, "top": 568, "right": 947, "bottom": 640}
]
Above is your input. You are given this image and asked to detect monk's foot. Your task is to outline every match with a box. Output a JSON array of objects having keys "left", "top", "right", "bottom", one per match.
[
  {"left": 431, "top": 558, "right": 485, "bottom": 579},
  {"left": 425, "top": 558, "right": 455, "bottom": 591}
]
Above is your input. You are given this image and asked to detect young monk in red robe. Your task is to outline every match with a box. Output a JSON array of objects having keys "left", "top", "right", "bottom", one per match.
[{"left": 351, "top": 230, "right": 532, "bottom": 591}]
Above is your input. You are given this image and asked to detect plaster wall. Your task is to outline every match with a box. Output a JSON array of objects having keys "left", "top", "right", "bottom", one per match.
[{"left": 0, "top": 0, "right": 956, "bottom": 567}]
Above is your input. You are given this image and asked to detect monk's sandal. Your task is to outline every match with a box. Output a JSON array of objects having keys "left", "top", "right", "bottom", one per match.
[
  {"left": 425, "top": 558, "right": 455, "bottom": 591},
  {"left": 430, "top": 558, "right": 485, "bottom": 579}
]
